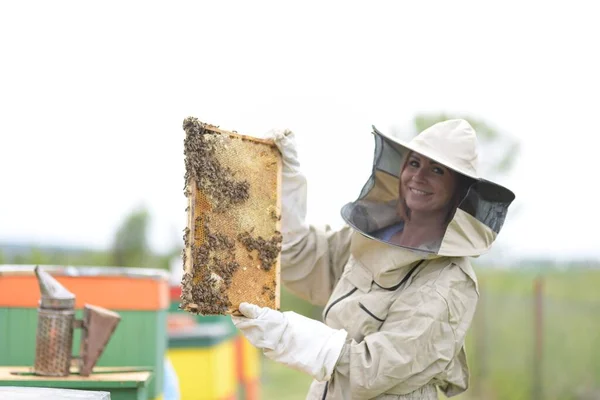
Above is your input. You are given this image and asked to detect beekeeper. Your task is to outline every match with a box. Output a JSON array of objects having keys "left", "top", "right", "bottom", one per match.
[{"left": 232, "top": 119, "right": 515, "bottom": 399}]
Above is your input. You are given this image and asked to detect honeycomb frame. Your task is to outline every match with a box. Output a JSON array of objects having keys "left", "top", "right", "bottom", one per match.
[{"left": 181, "top": 117, "right": 281, "bottom": 315}]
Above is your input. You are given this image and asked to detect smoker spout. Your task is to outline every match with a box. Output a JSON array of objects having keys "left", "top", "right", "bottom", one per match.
[{"left": 34, "top": 266, "right": 75, "bottom": 310}]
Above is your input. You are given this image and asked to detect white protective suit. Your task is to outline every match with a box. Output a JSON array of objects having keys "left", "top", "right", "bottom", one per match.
[{"left": 233, "top": 119, "right": 515, "bottom": 400}]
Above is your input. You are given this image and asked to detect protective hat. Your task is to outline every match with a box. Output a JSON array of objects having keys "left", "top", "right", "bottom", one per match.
[{"left": 341, "top": 119, "right": 515, "bottom": 256}]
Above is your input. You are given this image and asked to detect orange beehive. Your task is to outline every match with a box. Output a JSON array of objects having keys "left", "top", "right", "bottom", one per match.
[{"left": 180, "top": 117, "right": 281, "bottom": 315}]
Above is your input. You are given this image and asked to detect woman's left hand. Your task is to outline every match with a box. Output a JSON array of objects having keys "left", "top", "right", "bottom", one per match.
[{"left": 231, "top": 302, "right": 347, "bottom": 381}]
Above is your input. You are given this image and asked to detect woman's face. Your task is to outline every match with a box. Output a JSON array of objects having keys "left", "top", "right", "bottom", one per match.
[{"left": 400, "top": 152, "right": 457, "bottom": 214}]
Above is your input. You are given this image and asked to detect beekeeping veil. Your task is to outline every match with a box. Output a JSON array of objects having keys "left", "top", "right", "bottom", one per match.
[{"left": 341, "top": 119, "right": 515, "bottom": 257}]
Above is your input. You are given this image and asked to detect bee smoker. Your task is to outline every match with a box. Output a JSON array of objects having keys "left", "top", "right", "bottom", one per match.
[{"left": 33, "top": 266, "right": 121, "bottom": 377}]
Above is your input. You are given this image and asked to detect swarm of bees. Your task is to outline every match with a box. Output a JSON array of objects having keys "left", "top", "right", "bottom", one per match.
[{"left": 180, "top": 117, "right": 282, "bottom": 315}]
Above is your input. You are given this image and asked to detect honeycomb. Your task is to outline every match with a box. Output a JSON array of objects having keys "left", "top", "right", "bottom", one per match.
[{"left": 181, "top": 117, "right": 281, "bottom": 315}]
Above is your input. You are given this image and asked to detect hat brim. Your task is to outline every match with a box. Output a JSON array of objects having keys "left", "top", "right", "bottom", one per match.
[{"left": 372, "top": 125, "right": 480, "bottom": 180}]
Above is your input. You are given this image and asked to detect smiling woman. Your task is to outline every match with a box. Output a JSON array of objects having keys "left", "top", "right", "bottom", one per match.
[
  {"left": 231, "top": 120, "right": 516, "bottom": 400},
  {"left": 344, "top": 120, "right": 498, "bottom": 254},
  {"left": 370, "top": 150, "right": 475, "bottom": 251}
]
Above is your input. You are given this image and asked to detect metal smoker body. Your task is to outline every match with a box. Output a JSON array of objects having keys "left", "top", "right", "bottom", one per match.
[{"left": 33, "top": 266, "right": 121, "bottom": 377}]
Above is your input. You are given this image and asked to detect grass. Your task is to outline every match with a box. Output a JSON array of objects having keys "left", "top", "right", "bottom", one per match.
[
  {"left": 261, "top": 356, "right": 313, "bottom": 400},
  {"left": 466, "top": 268, "right": 600, "bottom": 400}
]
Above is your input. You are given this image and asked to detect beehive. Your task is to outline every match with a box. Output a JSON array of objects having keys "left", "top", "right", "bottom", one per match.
[{"left": 181, "top": 117, "right": 281, "bottom": 315}]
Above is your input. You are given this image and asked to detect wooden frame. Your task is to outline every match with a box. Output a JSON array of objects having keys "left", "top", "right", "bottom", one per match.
[{"left": 181, "top": 118, "right": 281, "bottom": 315}]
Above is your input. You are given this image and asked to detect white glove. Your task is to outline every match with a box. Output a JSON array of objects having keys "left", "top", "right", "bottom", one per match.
[
  {"left": 231, "top": 302, "right": 348, "bottom": 381},
  {"left": 264, "top": 129, "right": 309, "bottom": 249}
]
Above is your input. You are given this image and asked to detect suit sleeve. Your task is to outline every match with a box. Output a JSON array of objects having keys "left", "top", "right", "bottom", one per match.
[{"left": 281, "top": 224, "right": 353, "bottom": 306}]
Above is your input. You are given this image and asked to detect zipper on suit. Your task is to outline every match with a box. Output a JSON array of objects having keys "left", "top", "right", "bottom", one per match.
[
  {"left": 323, "top": 287, "right": 358, "bottom": 321},
  {"left": 373, "top": 260, "right": 424, "bottom": 291},
  {"left": 320, "top": 259, "right": 425, "bottom": 399},
  {"left": 321, "top": 288, "right": 357, "bottom": 399},
  {"left": 322, "top": 381, "right": 329, "bottom": 400}
]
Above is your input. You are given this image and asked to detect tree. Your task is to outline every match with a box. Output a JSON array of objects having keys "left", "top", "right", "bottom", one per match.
[{"left": 112, "top": 207, "right": 151, "bottom": 268}]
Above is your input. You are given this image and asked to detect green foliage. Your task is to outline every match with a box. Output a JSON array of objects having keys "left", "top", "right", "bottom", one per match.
[
  {"left": 6, "top": 247, "right": 117, "bottom": 268},
  {"left": 111, "top": 207, "right": 151, "bottom": 268},
  {"left": 67, "top": 250, "right": 114, "bottom": 267},
  {"left": 466, "top": 268, "right": 600, "bottom": 399},
  {"left": 11, "top": 254, "right": 30, "bottom": 264},
  {"left": 2, "top": 207, "right": 171, "bottom": 270},
  {"left": 28, "top": 248, "right": 47, "bottom": 265},
  {"left": 261, "top": 355, "right": 312, "bottom": 400},
  {"left": 279, "top": 285, "right": 324, "bottom": 320},
  {"left": 9, "top": 248, "right": 58, "bottom": 265}
]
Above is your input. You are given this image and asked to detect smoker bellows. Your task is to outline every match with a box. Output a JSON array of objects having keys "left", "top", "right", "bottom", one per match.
[{"left": 181, "top": 117, "right": 282, "bottom": 315}]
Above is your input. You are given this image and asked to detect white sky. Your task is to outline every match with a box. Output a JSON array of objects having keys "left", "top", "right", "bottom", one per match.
[{"left": 1, "top": 1, "right": 599, "bottom": 262}]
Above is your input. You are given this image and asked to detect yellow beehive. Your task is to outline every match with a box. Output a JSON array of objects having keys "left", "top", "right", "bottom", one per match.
[{"left": 181, "top": 117, "right": 281, "bottom": 315}]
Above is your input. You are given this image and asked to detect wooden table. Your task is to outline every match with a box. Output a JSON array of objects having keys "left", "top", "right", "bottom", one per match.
[{"left": 0, "top": 367, "right": 152, "bottom": 400}]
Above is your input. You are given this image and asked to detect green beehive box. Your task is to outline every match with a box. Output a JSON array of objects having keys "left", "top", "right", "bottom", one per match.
[{"left": 0, "top": 265, "right": 169, "bottom": 400}]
